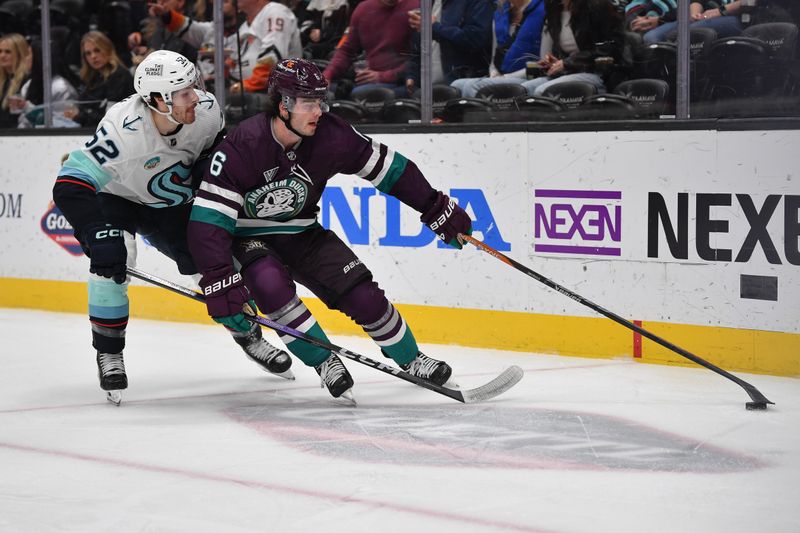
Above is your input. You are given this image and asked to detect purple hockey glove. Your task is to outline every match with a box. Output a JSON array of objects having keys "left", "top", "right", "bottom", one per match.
[
  {"left": 420, "top": 191, "right": 473, "bottom": 249},
  {"left": 199, "top": 268, "right": 254, "bottom": 332},
  {"left": 83, "top": 223, "right": 127, "bottom": 284}
]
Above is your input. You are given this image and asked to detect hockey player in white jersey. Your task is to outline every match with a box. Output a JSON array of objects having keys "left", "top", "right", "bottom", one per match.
[
  {"left": 151, "top": 0, "right": 302, "bottom": 92},
  {"left": 52, "top": 50, "right": 293, "bottom": 405}
]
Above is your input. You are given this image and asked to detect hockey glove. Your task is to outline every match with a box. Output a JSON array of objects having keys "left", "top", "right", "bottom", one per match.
[
  {"left": 83, "top": 223, "right": 128, "bottom": 284},
  {"left": 200, "top": 268, "right": 255, "bottom": 333},
  {"left": 420, "top": 191, "right": 473, "bottom": 249}
]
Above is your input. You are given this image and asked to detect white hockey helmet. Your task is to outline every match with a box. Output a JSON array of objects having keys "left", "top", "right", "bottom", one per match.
[{"left": 134, "top": 50, "right": 202, "bottom": 114}]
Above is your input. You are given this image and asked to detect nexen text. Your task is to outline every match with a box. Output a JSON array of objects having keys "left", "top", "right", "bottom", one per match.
[{"left": 536, "top": 204, "right": 621, "bottom": 241}]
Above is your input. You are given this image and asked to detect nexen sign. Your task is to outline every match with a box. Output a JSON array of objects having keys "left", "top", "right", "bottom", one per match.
[
  {"left": 320, "top": 187, "right": 510, "bottom": 251},
  {"left": 648, "top": 192, "right": 800, "bottom": 265},
  {"left": 534, "top": 189, "right": 622, "bottom": 256}
]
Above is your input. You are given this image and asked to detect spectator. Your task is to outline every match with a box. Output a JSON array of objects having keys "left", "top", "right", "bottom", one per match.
[
  {"left": 638, "top": 0, "right": 744, "bottom": 44},
  {"left": 449, "top": 0, "right": 546, "bottom": 98},
  {"left": 0, "top": 33, "right": 31, "bottom": 129},
  {"left": 625, "top": 0, "right": 678, "bottom": 44},
  {"left": 405, "top": 0, "right": 493, "bottom": 94},
  {"left": 129, "top": 0, "right": 199, "bottom": 70},
  {"left": 522, "top": 0, "right": 630, "bottom": 95},
  {"left": 690, "top": 0, "right": 744, "bottom": 38},
  {"left": 301, "top": 0, "right": 351, "bottom": 60},
  {"left": 62, "top": 31, "right": 135, "bottom": 128},
  {"left": 153, "top": 0, "right": 302, "bottom": 93},
  {"left": 11, "top": 39, "right": 80, "bottom": 128},
  {"left": 323, "top": 0, "right": 420, "bottom": 99}
]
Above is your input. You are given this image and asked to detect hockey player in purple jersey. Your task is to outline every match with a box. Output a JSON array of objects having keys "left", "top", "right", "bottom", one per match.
[{"left": 187, "top": 58, "right": 472, "bottom": 403}]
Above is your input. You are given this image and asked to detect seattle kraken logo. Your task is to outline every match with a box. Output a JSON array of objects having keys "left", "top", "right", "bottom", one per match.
[{"left": 146, "top": 161, "right": 194, "bottom": 207}]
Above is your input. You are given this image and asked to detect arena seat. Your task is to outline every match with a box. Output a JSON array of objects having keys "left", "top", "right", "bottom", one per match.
[{"left": 614, "top": 78, "right": 670, "bottom": 118}]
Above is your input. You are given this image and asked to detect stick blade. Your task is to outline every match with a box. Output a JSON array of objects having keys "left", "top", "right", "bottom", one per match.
[{"left": 461, "top": 365, "right": 524, "bottom": 403}]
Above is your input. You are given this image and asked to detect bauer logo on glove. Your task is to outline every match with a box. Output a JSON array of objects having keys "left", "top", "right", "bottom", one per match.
[
  {"left": 420, "top": 191, "right": 473, "bottom": 249},
  {"left": 202, "top": 272, "right": 243, "bottom": 296}
]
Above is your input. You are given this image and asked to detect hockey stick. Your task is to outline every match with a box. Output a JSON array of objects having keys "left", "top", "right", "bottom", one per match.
[
  {"left": 459, "top": 234, "right": 774, "bottom": 410},
  {"left": 126, "top": 267, "right": 523, "bottom": 403}
]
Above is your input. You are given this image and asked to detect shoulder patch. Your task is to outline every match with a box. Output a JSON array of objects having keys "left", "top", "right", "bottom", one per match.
[{"left": 144, "top": 156, "right": 161, "bottom": 170}]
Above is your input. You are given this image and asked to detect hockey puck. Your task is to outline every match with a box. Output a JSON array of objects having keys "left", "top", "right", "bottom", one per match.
[{"left": 745, "top": 401, "right": 767, "bottom": 410}]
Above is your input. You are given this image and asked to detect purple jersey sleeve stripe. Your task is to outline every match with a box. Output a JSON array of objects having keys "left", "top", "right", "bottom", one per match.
[{"left": 189, "top": 205, "right": 237, "bottom": 233}]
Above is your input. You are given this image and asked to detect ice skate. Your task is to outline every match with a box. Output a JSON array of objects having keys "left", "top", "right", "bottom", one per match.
[
  {"left": 233, "top": 325, "right": 295, "bottom": 380},
  {"left": 315, "top": 354, "right": 356, "bottom": 406},
  {"left": 401, "top": 352, "right": 453, "bottom": 386},
  {"left": 97, "top": 352, "right": 127, "bottom": 406}
]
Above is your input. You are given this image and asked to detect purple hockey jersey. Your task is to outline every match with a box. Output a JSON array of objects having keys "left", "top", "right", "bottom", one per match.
[{"left": 188, "top": 111, "right": 438, "bottom": 274}]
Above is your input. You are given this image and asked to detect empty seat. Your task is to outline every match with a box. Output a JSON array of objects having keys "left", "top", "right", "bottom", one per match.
[
  {"left": 743, "top": 22, "right": 798, "bottom": 61},
  {"left": 635, "top": 41, "right": 677, "bottom": 92},
  {"left": 351, "top": 86, "right": 395, "bottom": 122},
  {"left": 413, "top": 84, "right": 462, "bottom": 118},
  {"left": 382, "top": 99, "right": 421, "bottom": 124},
  {"left": 439, "top": 98, "right": 492, "bottom": 123},
  {"left": 329, "top": 100, "right": 367, "bottom": 123},
  {"left": 577, "top": 93, "right": 637, "bottom": 120},
  {"left": 513, "top": 95, "right": 564, "bottom": 121},
  {"left": 742, "top": 22, "right": 799, "bottom": 95},
  {"left": 705, "top": 36, "right": 770, "bottom": 100},
  {"left": 614, "top": 78, "right": 670, "bottom": 118}
]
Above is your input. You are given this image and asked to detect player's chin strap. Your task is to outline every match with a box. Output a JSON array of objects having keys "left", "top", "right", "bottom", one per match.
[
  {"left": 146, "top": 98, "right": 183, "bottom": 126},
  {"left": 278, "top": 109, "right": 311, "bottom": 138}
]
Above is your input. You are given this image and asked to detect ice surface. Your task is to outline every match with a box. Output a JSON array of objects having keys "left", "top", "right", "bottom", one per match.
[{"left": 1, "top": 309, "right": 798, "bottom": 533}]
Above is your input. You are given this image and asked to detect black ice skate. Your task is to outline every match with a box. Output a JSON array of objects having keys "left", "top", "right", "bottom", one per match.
[
  {"left": 233, "top": 325, "right": 295, "bottom": 380},
  {"left": 315, "top": 354, "right": 355, "bottom": 405},
  {"left": 97, "top": 352, "right": 127, "bottom": 406},
  {"left": 401, "top": 352, "right": 453, "bottom": 386}
]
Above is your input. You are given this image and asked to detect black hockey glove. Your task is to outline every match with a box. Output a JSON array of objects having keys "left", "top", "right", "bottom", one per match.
[
  {"left": 199, "top": 267, "right": 255, "bottom": 333},
  {"left": 420, "top": 191, "right": 473, "bottom": 249},
  {"left": 83, "top": 223, "right": 127, "bottom": 284}
]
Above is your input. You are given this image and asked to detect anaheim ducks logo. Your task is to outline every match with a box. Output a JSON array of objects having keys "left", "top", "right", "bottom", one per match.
[{"left": 243, "top": 176, "right": 309, "bottom": 220}]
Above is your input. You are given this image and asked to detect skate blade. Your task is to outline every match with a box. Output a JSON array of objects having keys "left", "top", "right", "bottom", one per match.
[
  {"left": 263, "top": 367, "right": 295, "bottom": 380},
  {"left": 106, "top": 390, "right": 122, "bottom": 406},
  {"left": 334, "top": 388, "right": 357, "bottom": 407},
  {"left": 270, "top": 368, "right": 294, "bottom": 381}
]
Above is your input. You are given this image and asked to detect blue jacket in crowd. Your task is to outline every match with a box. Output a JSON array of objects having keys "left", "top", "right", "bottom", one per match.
[
  {"left": 494, "top": 0, "right": 546, "bottom": 73},
  {"left": 407, "top": 0, "right": 494, "bottom": 84}
]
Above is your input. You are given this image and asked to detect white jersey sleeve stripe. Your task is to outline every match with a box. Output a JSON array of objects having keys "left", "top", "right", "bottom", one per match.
[
  {"left": 199, "top": 181, "right": 244, "bottom": 205},
  {"left": 370, "top": 147, "right": 396, "bottom": 190}
]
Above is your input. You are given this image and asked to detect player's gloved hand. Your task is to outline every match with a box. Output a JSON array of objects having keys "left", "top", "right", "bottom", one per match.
[
  {"left": 200, "top": 268, "right": 255, "bottom": 332},
  {"left": 420, "top": 191, "right": 473, "bottom": 249},
  {"left": 83, "top": 223, "right": 127, "bottom": 284}
]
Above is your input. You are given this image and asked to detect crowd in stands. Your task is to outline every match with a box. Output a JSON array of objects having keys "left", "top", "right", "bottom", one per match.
[{"left": 0, "top": 0, "right": 797, "bottom": 128}]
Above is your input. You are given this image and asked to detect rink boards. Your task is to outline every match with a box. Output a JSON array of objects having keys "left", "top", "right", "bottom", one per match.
[{"left": 0, "top": 129, "right": 797, "bottom": 376}]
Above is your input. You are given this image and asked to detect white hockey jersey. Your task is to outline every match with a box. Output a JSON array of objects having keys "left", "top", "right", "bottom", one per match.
[
  {"left": 170, "top": 3, "right": 302, "bottom": 83},
  {"left": 58, "top": 90, "right": 224, "bottom": 208}
]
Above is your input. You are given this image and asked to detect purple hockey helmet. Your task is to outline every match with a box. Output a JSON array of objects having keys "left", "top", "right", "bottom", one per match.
[{"left": 268, "top": 59, "right": 329, "bottom": 99}]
